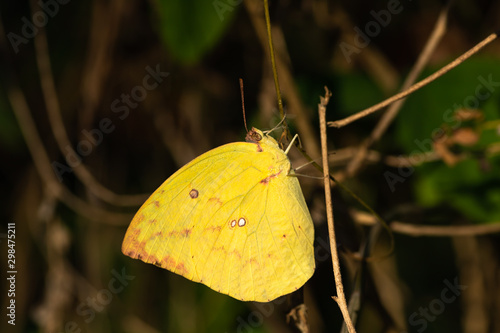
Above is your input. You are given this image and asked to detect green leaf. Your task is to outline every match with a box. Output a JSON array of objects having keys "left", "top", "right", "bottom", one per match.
[
  {"left": 336, "top": 72, "right": 384, "bottom": 117},
  {"left": 395, "top": 58, "right": 500, "bottom": 153},
  {"left": 156, "top": 0, "right": 239, "bottom": 64},
  {"left": 394, "top": 57, "right": 500, "bottom": 222},
  {"left": 415, "top": 156, "right": 500, "bottom": 222}
]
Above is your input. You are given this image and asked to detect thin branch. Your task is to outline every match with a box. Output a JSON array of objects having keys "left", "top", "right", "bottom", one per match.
[
  {"left": 345, "top": 1, "right": 453, "bottom": 176},
  {"left": 79, "top": 0, "right": 122, "bottom": 128},
  {"left": 0, "top": 16, "right": 128, "bottom": 223},
  {"left": 390, "top": 221, "right": 500, "bottom": 237},
  {"left": 351, "top": 211, "right": 500, "bottom": 237},
  {"left": 7, "top": 83, "right": 131, "bottom": 225},
  {"left": 319, "top": 87, "right": 356, "bottom": 333},
  {"left": 328, "top": 32, "right": 498, "bottom": 129},
  {"left": 331, "top": 141, "right": 500, "bottom": 169},
  {"left": 452, "top": 237, "right": 489, "bottom": 332},
  {"left": 32, "top": 3, "right": 148, "bottom": 207}
]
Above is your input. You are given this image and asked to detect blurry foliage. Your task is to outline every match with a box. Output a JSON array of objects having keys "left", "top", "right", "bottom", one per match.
[
  {"left": 416, "top": 157, "right": 500, "bottom": 222},
  {"left": 395, "top": 58, "right": 500, "bottom": 151},
  {"left": 396, "top": 59, "right": 500, "bottom": 222},
  {"left": 156, "top": 0, "right": 238, "bottom": 64},
  {"left": 1, "top": 0, "right": 500, "bottom": 333},
  {"left": 0, "top": 93, "right": 23, "bottom": 150}
]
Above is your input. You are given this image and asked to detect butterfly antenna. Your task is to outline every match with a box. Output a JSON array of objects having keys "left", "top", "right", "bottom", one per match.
[{"left": 239, "top": 78, "right": 249, "bottom": 133}]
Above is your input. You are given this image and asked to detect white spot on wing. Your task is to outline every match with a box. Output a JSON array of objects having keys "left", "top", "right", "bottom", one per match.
[{"left": 238, "top": 218, "right": 246, "bottom": 227}]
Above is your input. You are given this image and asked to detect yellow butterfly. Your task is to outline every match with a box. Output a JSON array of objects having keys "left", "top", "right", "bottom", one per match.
[{"left": 122, "top": 127, "right": 315, "bottom": 302}]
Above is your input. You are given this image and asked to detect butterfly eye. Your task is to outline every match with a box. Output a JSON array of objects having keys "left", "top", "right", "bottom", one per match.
[
  {"left": 245, "top": 128, "right": 262, "bottom": 143},
  {"left": 189, "top": 189, "right": 199, "bottom": 198}
]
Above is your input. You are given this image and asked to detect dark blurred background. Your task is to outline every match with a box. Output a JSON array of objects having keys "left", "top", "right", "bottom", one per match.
[{"left": 1, "top": 0, "right": 500, "bottom": 332}]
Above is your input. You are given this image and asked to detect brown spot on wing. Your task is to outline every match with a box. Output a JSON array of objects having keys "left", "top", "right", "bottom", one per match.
[
  {"left": 122, "top": 228, "right": 158, "bottom": 262},
  {"left": 229, "top": 249, "right": 242, "bottom": 259},
  {"left": 159, "top": 255, "right": 189, "bottom": 276},
  {"left": 122, "top": 240, "right": 149, "bottom": 260},
  {"left": 144, "top": 254, "right": 160, "bottom": 264},
  {"left": 166, "top": 227, "right": 193, "bottom": 238},
  {"left": 213, "top": 245, "right": 225, "bottom": 253},
  {"left": 160, "top": 255, "right": 176, "bottom": 269},
  {"left": 205, "top": 225, "right": 222, "bottom": 233},
  {"left": 153, "top": 200, "right": 160, "bottom": 208},
  {"left": 189, "top": 189, "right": 199, "bottom": 198},
  {"left": 122, "top": 226, "right": 190, "bottom": 276},
  {"left": 243, "top": 257, "right": 259, "bottom": 267},
  {"left": 210, "top": 245, "right": 242, "bottom": 259},
  {"left": 260, "top": 170, "right": 282, "bottom": 184},
  {"left": 208, "top": 197, "right": 223, "bottom": 206},
  {"left": 175, "top": 262, "right": 188, "bottom": 275}
]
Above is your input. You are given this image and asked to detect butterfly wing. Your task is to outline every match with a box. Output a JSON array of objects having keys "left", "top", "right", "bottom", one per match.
[
  {"left": 122, "top": 131, "right": 315, "bottom": 302},
  {"left": 194, "top": 165, "right": 315, "bottom": 302}
]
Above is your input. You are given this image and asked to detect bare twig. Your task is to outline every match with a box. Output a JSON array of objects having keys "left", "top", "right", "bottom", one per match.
[
  {"left": 79, "top": 0, "right": 123, "bottom": 128},
  {"left": 319, "top": 87, "right": 356, "bottom": 333},
  {"left": 7, "top": 85, "right": 130, "bottom": 224},
  {"left": 351, "top": 210, "right": 500, "bottom": 237},
  {"left": 352, "top": 210, "right": 500, "bottom": 237},
  {"left": 32, "top": 2, "right": 148, "bottom": 207},
  {"left": 286, "top": 304, "right": 309, "bottom": 333},
  {"left": 0, "top": 13, "right": 130, "bottom": 224},
  {"left": 331, "top": 142, "right": 500, "bottom": 169},
  {"left": 452, "top": 237, "right": 489, "bottom": 332},
  {"left": 345, "top": 2, "right": 453, "bottom": 176},
  {"left": 328, "top": 32, "right": 498, "bottom": 129},
  {"left": 390, "top": 221, "right": 500, "bottom": 237}
]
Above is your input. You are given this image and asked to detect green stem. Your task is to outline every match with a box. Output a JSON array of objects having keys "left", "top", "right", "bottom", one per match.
[{"left": 263, "top": 0, "right": 288, "bottom": 138}]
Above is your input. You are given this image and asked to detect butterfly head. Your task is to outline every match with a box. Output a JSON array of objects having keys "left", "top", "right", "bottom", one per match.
[
  {"left": 246, "top": 127, "right": 281, "bottom": 151},
  {"left": 245, "top": 127, "right": 263, "bottom": 143}
]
